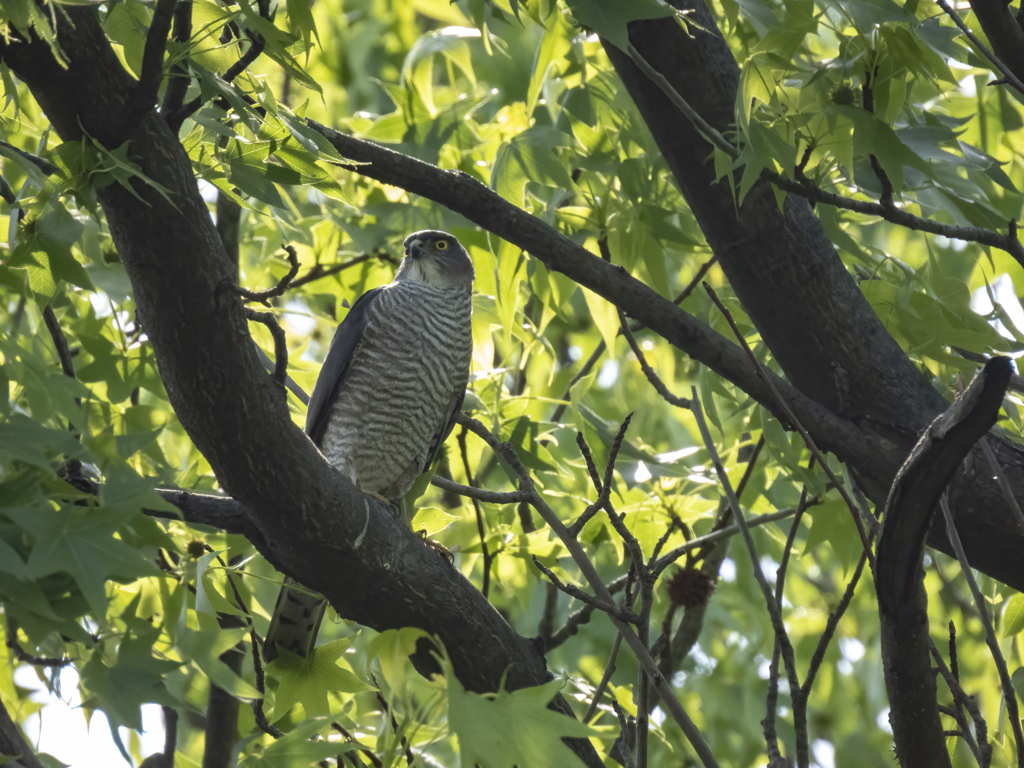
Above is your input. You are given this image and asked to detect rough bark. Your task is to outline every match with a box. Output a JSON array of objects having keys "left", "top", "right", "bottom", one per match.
[
  {"left": 302, "top": 116, "right": 1024, "bottom": 592},
  {"left": 875, "top": 357, "right": 1010, "bottom": 768},
  {"left": 0, "top": 697, "right": 42, "bottom": 768},
  {"left": 600, "top": 7, "right": 1024, "bottom": 589},
  {"left": 967, "top": 0, "right": 1024, "bottom": 85},
  {"left": 0, "top": 11, "right": 601, "bottom": 766}
]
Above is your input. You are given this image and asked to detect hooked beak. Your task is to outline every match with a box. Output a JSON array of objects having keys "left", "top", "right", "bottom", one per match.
[{"left": 405, "top": 239, "right": 424, "bottom": 259}]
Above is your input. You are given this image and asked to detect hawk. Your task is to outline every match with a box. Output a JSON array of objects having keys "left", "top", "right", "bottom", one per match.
[{"left": 264, "top": 230, "right": 475, "bottom": 661}]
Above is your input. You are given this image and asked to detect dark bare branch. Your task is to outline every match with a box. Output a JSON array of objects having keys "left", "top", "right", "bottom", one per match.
[
  {"left": 237, "top": 245, "right": 300, "bottom": 305},
  {"left": 134, "top": 0, "right": 177, "bottom": 114},
  {"left": 876, "top": 358, "right": 1011, "bottom": 768}
]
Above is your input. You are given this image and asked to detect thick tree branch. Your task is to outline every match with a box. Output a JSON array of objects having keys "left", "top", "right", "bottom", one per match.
[
  {"left": 603, "top": 2, "right": 1024, "bottom": 593},
  {"left": 304, "top": 120, "right": 901, "bottom": 490},
  {"left": 0, "top": 695, "right": 43, "bottom": 768},
  {"left": 875, "top": 357, "right": 1011, "bottom": 768},
  {"left": 1, "top": 14, "right": 603, "bottom": 767},
  {"left": 958, "top": 0, "right": 1024, "bottom": 93},
  {"left": 301, "top": 111, "right": 1024, "bottom": 592}
]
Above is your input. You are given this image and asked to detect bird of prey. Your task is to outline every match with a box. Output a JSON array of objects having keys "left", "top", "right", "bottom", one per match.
[{"left": 264, "top": 230, "right": 475, "bottom": 662}]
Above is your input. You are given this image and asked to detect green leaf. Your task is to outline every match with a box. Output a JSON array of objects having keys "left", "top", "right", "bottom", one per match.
[
  {"left": 803, "top": 497, "right": 860, "bottom": 574},
  {"left": 497, "top": 239, "right": 525, "bottom": 346},
  {"left": 367, "top": 627, "right": 429, "bottom": 692},
  {"left": 9, "top": 502, "right": 159, "bottom": 617},
  {"left": 239, "top": 718, "right": 356, "bottom": 767},
  {"left": 527, "top": 16, "right": 571, "bottom": 116},
  {"left": 267, "top": 637, "right": 375, "bottom": 719},
  {"left": 490, "top": 127, "right": 574, "bottom": 207},
  {"left": 1013, "top": 668, "right": 1024, "bottom": 705},
  {"left": 80, "top": 626, "right": 181, "bottom": 730},
  {"left": 448, "top": 670, "right": 597, "bottom": 768},
  {"left": 563, "top": 0, "right": 675, "bottom": 51},
  {"left": 581, "top": 285, "right": 619, "bottom": 358},
  {"left": 411, "top": 506, "right": 461, "bottom": 537},
  {"left": 176, "top": 622, "right": 261, "bottom": 700},
  {"left": 1003, "top": 593, "right": 1024, "bottom": 638}
]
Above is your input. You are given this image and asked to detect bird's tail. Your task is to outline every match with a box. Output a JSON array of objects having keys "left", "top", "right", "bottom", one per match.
[{"left": 263, "top": 576, "right": 328, "bottom": 662}]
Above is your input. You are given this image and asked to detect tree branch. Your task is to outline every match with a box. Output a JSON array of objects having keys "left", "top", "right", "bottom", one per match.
[
  {"left": 458, "top": 414, "right": 721, "bottom": 768},
  {"left": 134, "top": 0, "right": 177, "bottom": 115},
  {"left": 237, "top": 245, "right": 300, "bottom": 305},
  {"left": 0, "top": 694, "right": 43, "bottom": 768},
  {"left": 936, "top": 0, "right": 1024, "bottom": 96},
  {"left": 940, "top": 495, "right": 1024, "bottom": 766},
  {"left": 704, "top": 283, "right": 874, "bottom": 565},
  {"left": 875, "top": 357, "right": 1011, "bottom": 768},
  {"left": 159, "top": 0, "right": 193, "bottom": 119}
]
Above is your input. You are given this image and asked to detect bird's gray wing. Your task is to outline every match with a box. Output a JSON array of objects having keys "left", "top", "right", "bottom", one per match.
[
  {"left": 421, "top": 387, "right": 466, "bottom": 473},
  {"left": 304, "top": 287, "right": 384, "bottom": 447}
]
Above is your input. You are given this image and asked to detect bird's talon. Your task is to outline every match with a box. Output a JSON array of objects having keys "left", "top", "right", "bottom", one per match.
[{"left": 418, "top": 531, "right": 454, "bottom": 564}]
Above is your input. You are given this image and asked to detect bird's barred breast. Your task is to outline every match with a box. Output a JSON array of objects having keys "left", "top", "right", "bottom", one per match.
[{"left": 320, "top": 282, "right": 473, "bottom": 499}]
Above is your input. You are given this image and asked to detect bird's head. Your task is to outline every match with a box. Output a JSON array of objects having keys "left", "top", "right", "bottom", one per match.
[{"left": 395, "top": 230, "right": 475, "bottom": 289}]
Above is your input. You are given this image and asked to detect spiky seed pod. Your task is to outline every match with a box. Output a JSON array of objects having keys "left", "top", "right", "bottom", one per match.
[
  {"left": 829, "top": 81, "right": 857, "bottom": 107},
  {"left": 666, "top": 566, "right": 716, "bottom": 608},
  {"left": 186, "top": 539, "right": 207, "bottom": 559}
]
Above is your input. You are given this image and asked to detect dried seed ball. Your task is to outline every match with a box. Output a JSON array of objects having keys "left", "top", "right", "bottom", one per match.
[{"left": 666, "top": 567, "right": 716, "bottom": 608}]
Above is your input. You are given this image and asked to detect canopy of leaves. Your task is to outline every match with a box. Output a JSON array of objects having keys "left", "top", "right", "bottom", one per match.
[{"left": 0, "top": 0, "right": 1022, "bottom": 766}]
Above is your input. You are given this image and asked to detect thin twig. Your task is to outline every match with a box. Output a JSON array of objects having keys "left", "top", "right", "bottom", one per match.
[
  {"left": 626, "top": 44, "right": 738, "bottom": 158},
  {"left": 979, "top": 437, "right": 1024, "bottom": 530},
  {"left": 932, "top": 642, "right": 990, "bottom": 767},
  {"left": 43, "top": 304, "right": 76, "bottom": 380},
  {"left": 458, "top": 414, "right": 720, "bottom": 768},
  {"left": 944, "top": 621, "right": 983, "bottom": 765},
  {"left": 939, "top": 494, "right": 1023, "bottom": 766},
  {"left": 0, "top": 140, "right": 58, "bottom": 176},
  {"left": 704, "top": 283, "right": 875, "bottom": 566},
  {"left": 801, "top": 549, "right": 868, "bottom": 695},
  {"left": 429, "top": 475, "right": 526, "bottom": 505},
  {"left": 250, "top": 628, "right": 283, "bottom": 738},
  {"left": 369, "top": 676, "right": 416, "bottom": 766},
  {"left": 548, "top": 575, "right": 628, "bottom": 651},
  {"left": 653, "top": 507, "right": 801, "bottom": 577},
  {"left": 628, "top": 37, "right": 1024, "bottom": 262},
  {"left": 934, "top": 0, "right": 1024, "bottom": 96},
  {"left": 167, "top": 0, "right": 271, "bottom": 130},
  {"left": 611, "top": 701, "right": 638, "bottom": 768},
  {"left": 763, "top": 464, "right": 814, "bottom": 760},
  {"left": 237, "top": 245, "right": 300, "bottom": 305},
  {"left": 692, "top": 436, "right": 767, "bottom": 563},
  {"left": 244, "top": 307, "right": 288, "bottom": 389},
  {"left": 160, "top": 0, "right": 194, "bottom": 119},
  {"left": 769, "top": 174, "right": 1024, "bottom": 265},
  {"left": 253, "top": 343, "right": 308, "bottom": 405},
  {"left": 861, "top": 68, "right": 894, "bottom": 206},
  {"left": 332, "top": 723, "right": 382, "bottom": 768},
  {"left": 584, "top": 633, "right": 623, "bottom": 723},
  {"left": 690, "top": 389, "right": 804, "bottom": 767},
  {"left": 459, "top": 426, "right": 493, "bottom": 599},
  {"left": 134, "top": 0, "right": 177, "bottom": 114},
  {"left": 5, "top": 619, "right": 72, "bottom": 668},
  {"left": 288, "top": 253, "right": 389, "bottom": 290},
  {"left": 549, "top": 253, "right": 717, "bottom": 423},
  {"left": 619, "top": 309, "right": 690, "bottom": 408},
  {"left": 532, "top": 556, "right": 639, "bottom": 623}
]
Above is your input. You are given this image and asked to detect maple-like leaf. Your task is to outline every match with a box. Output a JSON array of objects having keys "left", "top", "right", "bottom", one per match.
[
  {"left": 266, "top": 637, "right": 375, "bottom": 720},
  {"left": 9, "top": 502, "right": 159, "bottom": 618},
  {"left": 448, "top": 669, "right": 598, "bottom": 768},
  {"left": 240, "top": 718, "right": 357, "bottom": 767}
]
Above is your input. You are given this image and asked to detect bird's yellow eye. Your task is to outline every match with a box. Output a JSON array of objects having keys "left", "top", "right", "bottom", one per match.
[{"left": 435, "top": 239, "right": 449, "bottom": 251}]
